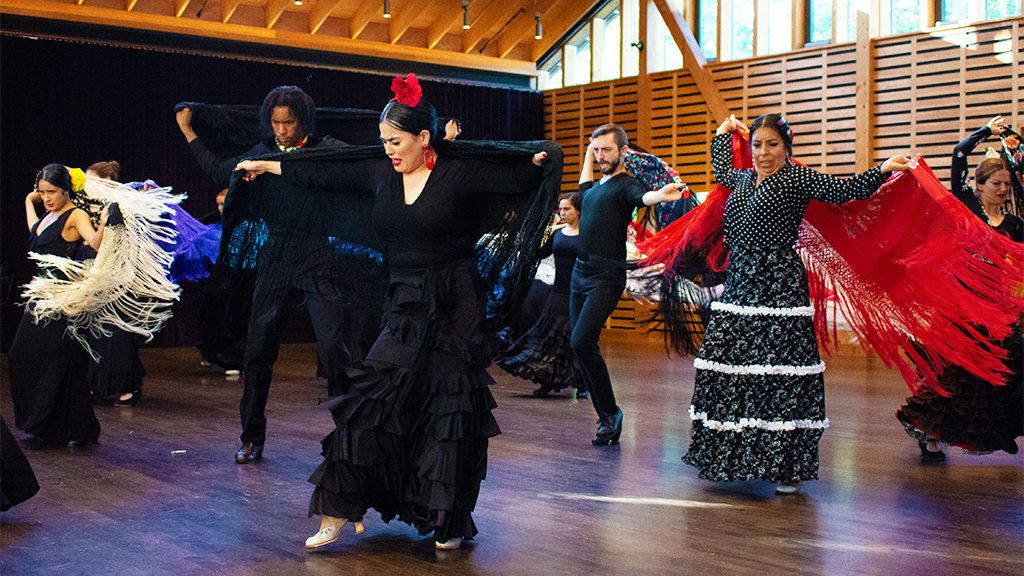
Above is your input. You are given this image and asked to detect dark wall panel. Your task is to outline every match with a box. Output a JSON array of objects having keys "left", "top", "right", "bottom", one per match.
[{"left": 0, "top": 32, "right": 544, "bottom": 351}]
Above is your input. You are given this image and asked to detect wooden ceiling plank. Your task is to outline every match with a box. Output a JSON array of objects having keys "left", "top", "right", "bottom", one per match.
[
  {"left": 426, "top": 0, "right": 465, "bottom": 50},
  {"left": 496, "top": 9, "right": 534, "bottom": 58},
  {"left": 264, "top": 0, "right": 291, "bottom": 29},
  {"left": 221, "top": 0, "right": 242, "bottom": 23},
  {"left": 174, "top": 0, "right": 192, "bottom": 18},
  {"left": 460, "top": 0, "right": 510, "bottom": 53},
  {"left": 350, "top": 0, "right": 380, "bottom": 39},
  {"left": 309, "top": 0, "right": 345, "bottom": 35},
  {"left": 389, "top": 0, "right": 432, "bottom": 44},
  {"left": 126, "top": 0, "right": 139, "bottom": 12},
  {"left": 0, "top": 0, "right": 538, "bottom": 75},
  {"left": 530, "top": 0, "right": 599, "bottom": 61}
]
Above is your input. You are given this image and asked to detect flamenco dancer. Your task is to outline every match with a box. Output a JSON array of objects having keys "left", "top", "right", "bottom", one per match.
[
  {"left": 499, "top": 192, "right": 586, "bottom": 398},
  {"left": 682, "top": 114, "right": 909, "bottom": 493},
  {"left": 10, "top": 165, "right": 109, "bottom": 446},
  {"left": 233, "top": 73, "right": 562, "bottom": 551},
  {"left": 82, "top": 161, "right": 147, "bottom": 407},
  {"left": 896, "top": 116, "right": 1023, "bottom": 460},
  {"left": 572, "top": 124, "right": 685, "bottom": 445},
  {"left": 177, "top": 86, "right": 382, "bottom": 464}
]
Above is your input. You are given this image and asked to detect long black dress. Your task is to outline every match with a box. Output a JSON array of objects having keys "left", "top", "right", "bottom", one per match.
[
  {"left": 87, "top": 330, "right": 145, "bottom": 399},
  {"left": 683, "top": 133, "right": 886, "bottom": 483},
  {"left": 277, "top": 143, "right": 556, "bottom": 541},
  {"left": 9, "top": 209, "right": 101, "bottom": 446},
  {"left": 895, "top": 130, "right": 1024, "bottom": 454},
  {"left": 498, "top": 229, "right": 583, "bottom": 394},
  {"left": 1, "top": 416, "right": 39, "bottom": 510}
]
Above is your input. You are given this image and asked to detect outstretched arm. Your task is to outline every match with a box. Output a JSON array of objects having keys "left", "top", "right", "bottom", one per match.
[
  {"left": 951, "top": 116, "right": 1003, "bottom": 197},
  {"left": 802, "top": 155, "right": 911, "bottom": 203}
]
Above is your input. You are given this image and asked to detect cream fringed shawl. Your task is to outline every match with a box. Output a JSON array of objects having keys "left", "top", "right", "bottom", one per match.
[{"left": 21, "top": 176, "right": 181, "bottom": 356}]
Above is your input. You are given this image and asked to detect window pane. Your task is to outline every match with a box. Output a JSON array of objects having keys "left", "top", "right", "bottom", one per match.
[
  {"left": 647, "top": 2, "right": 683, "bottom": 72},
  {"left": 941, "top": 0, "right": 969, "bottom": 22},
  {"left": 730, "top": 0, "right": 754, "bottom": 58},
  {"left": 594, "top": 3, "right": 622, "bottom": 82},
  {"left": 809, "top": 0, "right": 832, "bottom": 43},
  {"left": 622, "top": 0, "right": 640, "bottom": 76},
  {"left": 986, "top": 0, "right": 1021, "bottom": 18},
  {"left": 563, "top": 28, "right": 591, "bottom": 86},
  {"left": 699, "top": 0, "right": 718, "bottom": 60},
  {"left": 889, "top": 0, "right": 920, "bottom": 33},
  {"left": 757, "top": 0, "right": 792, "bottom": 55},
  {"left": 538, "top": 55, "right": 562, "bottom": 90}
]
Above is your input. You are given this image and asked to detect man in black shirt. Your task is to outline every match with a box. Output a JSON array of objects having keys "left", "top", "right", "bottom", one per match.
[
  {"left": 572, "top": 124, "right": 683, "bottom": 445},
  {"left": 177, "top": 87, "right": 376, "bottom": 465}
]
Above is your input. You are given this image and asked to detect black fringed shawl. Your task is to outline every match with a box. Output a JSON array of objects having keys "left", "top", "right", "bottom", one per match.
[{"left": 220, "top": 138, "right": 564, "bottom": 332}]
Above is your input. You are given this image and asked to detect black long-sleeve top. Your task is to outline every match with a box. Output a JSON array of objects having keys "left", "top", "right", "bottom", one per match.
[
  {"left": 281, "top": 152, "right": 544, "bottom": 269},
  {"left": 577, "top": 174, "right": 647, "bottom": 263},
  {"left": 950, "top": 126, "right": 1024, "bottom": 241}
]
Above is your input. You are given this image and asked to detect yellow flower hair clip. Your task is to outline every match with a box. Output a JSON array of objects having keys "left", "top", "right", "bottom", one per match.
[{"left": 68, "top": 167, "right": 86, "bottom": 192}]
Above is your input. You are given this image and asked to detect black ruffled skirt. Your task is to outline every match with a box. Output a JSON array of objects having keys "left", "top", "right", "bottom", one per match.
[
  {"left": 8, "top": 311, "right": 100, "bottom": 446},
  {"left": 896, "top": 328, "right": 1022, "bottom": 454},
  {"left": 307, "top": 261, "right": 500, "bottom": 541},
  {"left": 498, "top": 291, "right": 582, "bottom": 391},
  {"left": 88, "top": 329, "right": 145, "bottom": 398}
]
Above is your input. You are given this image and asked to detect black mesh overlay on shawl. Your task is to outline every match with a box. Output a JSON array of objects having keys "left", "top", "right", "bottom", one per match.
[
  {"left": 220, "top": 137, "right": 564, "bottom": 333},
  {"left": 174, "top": 102, "right": 381, "bottom": 158}
]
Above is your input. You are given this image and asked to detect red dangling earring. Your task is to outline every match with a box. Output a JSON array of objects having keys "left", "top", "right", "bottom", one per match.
[{"left": 422, "top": 144, "right": 435, "bottom": 170}]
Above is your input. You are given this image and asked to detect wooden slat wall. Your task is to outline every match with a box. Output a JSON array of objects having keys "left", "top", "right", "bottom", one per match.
[
  {"left": 542, "top": 18, "right": 1021, "bottom": 335},
  {"left": 545, "top": 17, "right": 1021, "bottom": 195}
]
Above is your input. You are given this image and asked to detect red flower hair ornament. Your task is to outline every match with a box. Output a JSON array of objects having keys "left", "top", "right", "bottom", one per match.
[{"left": 390, "top": 73, "right": 423, "bottom": 107}]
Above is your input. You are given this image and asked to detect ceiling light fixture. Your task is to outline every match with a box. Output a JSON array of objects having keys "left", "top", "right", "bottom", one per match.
[
  {"left": 462, "top": 1, "right": 471, "bottom": 30},
  {"left": 293, "top": 0, "right": 302, "bottom": 6},
  {"left": 534, "top": 14, "right": 542, "bottom": 40},
  {"left": 383, "top": 0, "right": 391, "bottom": 19}
]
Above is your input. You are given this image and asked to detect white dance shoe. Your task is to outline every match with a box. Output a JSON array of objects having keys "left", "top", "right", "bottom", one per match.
[
  {"left": 435, "top": 536, "right": 463, "bottom": 550},
  {"left": 304, "top": 516, "right": 365, "bottom": 549},
  {"left": 775, "top": 481, "right": 802, "bottom": 495}
]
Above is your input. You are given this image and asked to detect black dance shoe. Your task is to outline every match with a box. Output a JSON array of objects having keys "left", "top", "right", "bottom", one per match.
[
  {"left": 1003, "top": 441, "right": 1019, "bottom": 455},
  {"left": 592, "top": 409, "right": 623, "bottom": 445},
  {"left": 532, "top": 385, "right": 554, "bottom": 398},
  {"left": 576, "top": 387, "right": 590, "bottom": 400},
  {"left": 918, "top": 439, "right": 946, "bottom": 463},
  {"left": 234, "top": 442, "right": 264, "bottom": 464},
  {"left": 113, "top": 389, "right": 141, "bottom": 407}
]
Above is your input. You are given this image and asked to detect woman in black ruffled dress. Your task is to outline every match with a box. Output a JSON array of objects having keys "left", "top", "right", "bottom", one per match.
[
  {"left": 896, "top": 115, "right": 1023, "bottom": 460},
  {"left": 234, "top": 74, "right": 560, "bottom": 551},
  {"left": 499, "top": 192, "right": 586, "bottom": 398},
  {"left": 9, "top": 164, "right": 107, "bottom": 446}
]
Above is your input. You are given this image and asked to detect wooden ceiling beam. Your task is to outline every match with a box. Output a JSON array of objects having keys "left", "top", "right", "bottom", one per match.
[
  {"left": 650, "top": 0, "right": 729, "bottom": 119},
  {"left": 530, "top": 0, "right": 599, "bottom": 61},
  {"left": 0, "top": 0, "right": 537, "bottom": 76},
  {"left": 309, "top": 0, "right": 345, "bottom": 35},
  {"left": 496, "top": 8, "right": 535, "bottom": 58},
  {"left": 221, "top": 0, "right": 242, "bottom": 23},
  {"left": 389, "top": 0, "right": 432, "bottom": 44},
  {"left": 264, "top": 0, "right": 291, "bottom": 29},
  {"left": 460, "top": 0, "right": 513, "bottom": 53},
  {"left": 174, "top": 0, "right": 191, "bottom": 18},
  {"left": 126, "top": 0, "right": 138, "bottom": 11},
  {"left": 349, "top": 0, "right": 380, "bottom": 39},
  {"left": 426, "top": 0, "right": 465, "bottom": 50}
]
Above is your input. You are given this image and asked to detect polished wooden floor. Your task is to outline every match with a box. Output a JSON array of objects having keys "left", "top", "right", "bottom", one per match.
[{"left": 1, "top": 334, "right": 1021, "bottom": 576}]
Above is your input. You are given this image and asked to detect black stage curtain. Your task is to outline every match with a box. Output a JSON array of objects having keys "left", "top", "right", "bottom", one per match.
[{"left": 0, "top": 33, "right": 544, "bottom": 351}]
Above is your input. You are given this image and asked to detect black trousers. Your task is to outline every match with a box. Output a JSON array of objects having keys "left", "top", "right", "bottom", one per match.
[
  {"left": 568, "top": 257, "right": 626, "bottom": 420},
  {"left": 239, "top": 270, "right": 371, "bottom": 446}
]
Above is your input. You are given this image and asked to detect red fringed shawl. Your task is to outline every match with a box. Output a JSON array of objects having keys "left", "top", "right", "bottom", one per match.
[{"left": 640, "top": 132, "right": 1024, "bottom": 395}]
